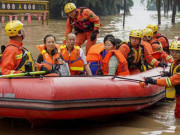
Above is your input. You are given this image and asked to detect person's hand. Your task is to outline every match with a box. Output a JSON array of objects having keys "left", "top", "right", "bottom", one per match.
[
  {"left": 161, "top": 71, "right": 171, "bottom": 77},
  {"left": 158, "top": 62, "right": 168, "bottom": 68},
  {"left": 168, "top": 58, "right": 174, "bottom": 63},
  {"left": 25, "top": 62, "right": 33, "bottom": 72},
  {"left": 145, "top": 77, "right": 157, "bottom": 84},
  {"left": 40, "top": 66, "right": 51, "bottom": 74},
  {"left": 90, "top": 30, "right": 99, "bottom": 41}
]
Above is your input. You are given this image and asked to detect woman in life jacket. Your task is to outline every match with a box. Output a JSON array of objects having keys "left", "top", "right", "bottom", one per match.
[
  {"left": 142, "top": 28, "right": 174, "bottom": 63},
  {"left": 101, "top": 37, "right": 130, "bottom": 76},
  {"left": 86, "top": 34, "right": 115, "bottom": 75},
  {"left": 145, "top": 41, "right": 180, "bottom": 118},
  {"left": 37, "top": 34, "right": 65, "bottom": 73}
]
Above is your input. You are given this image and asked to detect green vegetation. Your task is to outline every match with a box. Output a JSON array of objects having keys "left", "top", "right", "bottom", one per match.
[
  {"left": 48, "top": 0, "right": 134, "bottom": 19},
  {"left": 141, "top": 0, "right": 180, "bottom": 13}
]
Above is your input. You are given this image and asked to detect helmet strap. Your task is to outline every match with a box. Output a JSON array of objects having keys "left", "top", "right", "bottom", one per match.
[{"left": 147, "top": 36, "right": 152, "bottom": 41}]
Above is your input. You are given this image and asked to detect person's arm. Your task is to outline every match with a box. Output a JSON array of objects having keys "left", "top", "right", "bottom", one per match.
[
  {"left": 145, "top": 73, "right": 180, "bottom": 87},
  {"left": 152, "top": 44, "right": 173, "bottom": 63},
  {"left": 80, "top": 48, "right": 92, "bottom": 75},
  {"left": 83, "top": 9, "right": 101, "bottom": 31},
  {"left": 143, "top": 46, "right": 159, "bottom": 67},
  {"left": 63, "top": 18, "right": 73, "bottom": 44},
  {"left": 157, "top": 73, "right": 180, "bottom": 87},
  {"left": 161, "top": 50, "right": 174, "bottom": 63},
  {"left": 84, "top": 64, "right": 92, "bottom": 75}
]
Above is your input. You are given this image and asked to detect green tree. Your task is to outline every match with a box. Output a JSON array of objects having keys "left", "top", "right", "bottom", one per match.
[{"left": 48, "top": 0, "right": 134, "bottom": 19}]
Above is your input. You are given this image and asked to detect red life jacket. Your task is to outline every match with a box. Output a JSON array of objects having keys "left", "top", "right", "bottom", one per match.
[
  {"left": 69, "top": 8, "right": 94, "bottom": 33},
  {"left": 60, "top": 45, "right": 84, "bottom": 75},
  {"left": 37, "top": 44, "right": 60, "bottom": 70},
  {"left": 102, "top": 50, "right": 129, "bottom": 76}
]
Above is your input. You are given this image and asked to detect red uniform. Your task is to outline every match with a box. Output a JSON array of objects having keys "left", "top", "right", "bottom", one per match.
[
  {"left": 156, "top": 61, "right": 180, "bottom": 118},
  {"left": 149, "top": 39, "right": 173, "bottom": 63},
  {"left": 1, "top": 39, "right": 24, "bottom": 75},
  {"left": 64, "top": 8, "right": 101, "bottom": 53},
  {"left": 119, "top": 42, "right": 159, "bottom": 74}
]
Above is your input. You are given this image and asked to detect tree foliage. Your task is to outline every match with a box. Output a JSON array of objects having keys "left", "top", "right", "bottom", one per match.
[{"left": 48, "top": 0, "right": 134, "bottom": 19}]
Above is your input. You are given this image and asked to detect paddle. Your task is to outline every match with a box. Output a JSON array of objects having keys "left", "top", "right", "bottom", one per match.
[
  {"left": 0, "top": 71, "right": 46, "bottom": 78},
  {"left": 112, "top": 76, "right": 146, "bottom": 88},
  {"left": 112, "top": 76, "right": 144, "bottom": 82}
]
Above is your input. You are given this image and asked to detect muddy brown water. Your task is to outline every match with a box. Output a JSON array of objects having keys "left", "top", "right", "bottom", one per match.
[{"left": 0, "top": 0, "right": 180, "bottom": 134}]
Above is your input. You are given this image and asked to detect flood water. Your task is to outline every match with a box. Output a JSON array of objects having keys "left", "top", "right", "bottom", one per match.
[{"left": 0, "top": 0, "right": 180, "bottom": 134}]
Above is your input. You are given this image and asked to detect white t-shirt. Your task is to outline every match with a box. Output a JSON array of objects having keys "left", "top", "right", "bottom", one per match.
[{"left": 68, "top": 48, "right": 87, "bottom": 65}]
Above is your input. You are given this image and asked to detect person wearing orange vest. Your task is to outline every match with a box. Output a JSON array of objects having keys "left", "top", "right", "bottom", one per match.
[
  {"left": 86, "top": 34, "right": 115, "bottom": 75},
  {"left": 119, "top": 29, "right": 167, "bottom": 75},
  {"left": 63, "top": 3, "right": 101, "bottom": 54},
  {"left": 142, "top": 28, "right": 174, "bottom": 63},
  {"left": 1, "top": 20, "right": 35, "bottom": 75},
  {"left": 101, "top": 37, "right": 129, "bottom": 76},
  {"left": 37, "top": 34, "right": 65, "bottom": 73},
  {"left": 147, "top": 24, "right": 169, "bottom": 54},
  {"left": 61, "top": 33, "right": 92, "bottom": 75},
  {"left": 145, "top": 41, "right": 180, "bottom": 118}
]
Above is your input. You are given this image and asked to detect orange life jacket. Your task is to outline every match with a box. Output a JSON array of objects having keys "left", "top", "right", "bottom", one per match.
[
  {"left": 102, "top": 50, "right": 129, "bottom": 76},
  {"left": 60, "top": 45, "right": 84, "bottom": 75},
  {"left": 86, "top": 43, "right": 104, "bottom": 62},
  {"left": 37, "top": 44, "right": 61, "bottom": 70}
]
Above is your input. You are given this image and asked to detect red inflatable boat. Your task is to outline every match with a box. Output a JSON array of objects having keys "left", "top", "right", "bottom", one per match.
[{"left": 0, "top": 67, "right": 165, "bottom": 121}]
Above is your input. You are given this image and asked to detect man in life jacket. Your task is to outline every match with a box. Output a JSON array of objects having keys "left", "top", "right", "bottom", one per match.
[
  {"left": 36, "top": 34, "right": 66, "bottom": 75},
  {"left": 86, "top": 34, "right": 115, "bottom": 75},
  {"left": 142, "top": 28, "right": 174, "bottom": 63},
  {"left": 61, "top": 33, "right": 92, "bottom": 75},
  {"left": 119, "top": 29, "right": 167, "bottom": 75},
  {"left": 145, "top": 41, "right": 180, "bottom": 118},
  {"left": 1, "top": 20, "right": 35, "bottom": 75},
  {"left": 63, "top": 3, "right": 101, "bottom": 54},
  {"left": 146, "top": 24, "right": 169, "bottom": 54}
]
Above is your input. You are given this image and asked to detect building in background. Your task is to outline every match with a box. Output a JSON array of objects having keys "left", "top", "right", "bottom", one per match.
[{"left": 0, "top": 0, "right": 49, "bottom": 24}]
